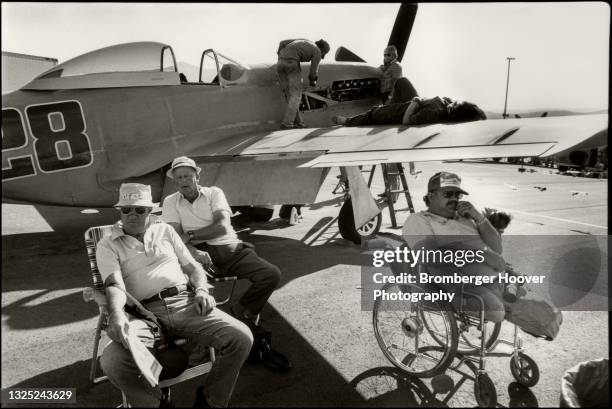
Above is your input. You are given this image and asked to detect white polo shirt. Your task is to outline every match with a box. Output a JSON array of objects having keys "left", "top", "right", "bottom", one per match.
[
  {"left": 162, "top": 186, "right": 240, "bottom": 246},
  {"left": 96, "top": 221, "right": 191, "bottom": 302}
]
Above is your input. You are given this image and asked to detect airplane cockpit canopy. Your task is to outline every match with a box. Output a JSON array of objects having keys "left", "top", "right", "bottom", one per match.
[{"left": 23, "top": 42, "right": 180, "bottom": 90}]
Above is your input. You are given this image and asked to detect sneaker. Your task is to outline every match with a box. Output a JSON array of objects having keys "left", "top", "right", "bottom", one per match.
[
  {"left": 294, "top": 122, "right": 307, "bottom": 128},
  {"left": 332, "top": 115, "right": 347, "bottom": 125},
  {"left": 280, "top": 123, "right": 295, "bottom": 130}
]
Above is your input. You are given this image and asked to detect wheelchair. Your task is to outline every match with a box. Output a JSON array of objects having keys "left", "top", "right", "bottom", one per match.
[{"left": 368, "top": 233, "right": 540, "bottom": 407}]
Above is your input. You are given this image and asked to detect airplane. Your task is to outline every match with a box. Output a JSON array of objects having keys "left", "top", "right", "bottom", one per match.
[{"left": 2, "top": 4, "right": 608, "bottom": 244}]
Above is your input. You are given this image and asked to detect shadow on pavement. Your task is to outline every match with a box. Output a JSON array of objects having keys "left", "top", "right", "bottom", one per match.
[
  {"left": 2, "top": 289, "right": 97, "bottom": 330},
  {"left": 2, "top": 209, "right": 360, "bottom": 329},
  {"left": 350, "top": 367, "right": 447, "bottom": 407},
  {"left": 6, "top": 304, "right": 369, "bottom": 408},
  {"left": 349, "top": 367, "right": 540, "bottom": 408}
]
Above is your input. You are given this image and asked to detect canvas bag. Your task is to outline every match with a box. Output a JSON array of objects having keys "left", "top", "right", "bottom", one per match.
[{"left": 504, "top": 293, "right": 563, "bottom": 340}]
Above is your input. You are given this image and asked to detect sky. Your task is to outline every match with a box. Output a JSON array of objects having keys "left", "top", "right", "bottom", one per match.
[{"left": 1, "top": 2, "right": 609, "bottom": 112}]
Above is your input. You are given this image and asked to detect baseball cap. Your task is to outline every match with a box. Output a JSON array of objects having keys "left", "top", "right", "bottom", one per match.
[{"left": 427, "top": 172, "right": 469, "bottom": 195}]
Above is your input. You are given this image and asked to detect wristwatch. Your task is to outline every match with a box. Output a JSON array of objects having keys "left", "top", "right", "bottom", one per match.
[
  {"left": 195, "top": 286, "right": 209, "bottom": 295},
  {"left": 187, "top": 230, "right": 195, "bottom": 242}
]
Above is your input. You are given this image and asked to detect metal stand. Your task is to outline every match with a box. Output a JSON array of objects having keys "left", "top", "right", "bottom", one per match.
[{"left": 380, "top": 163, "right": 415, "bottom": 228}]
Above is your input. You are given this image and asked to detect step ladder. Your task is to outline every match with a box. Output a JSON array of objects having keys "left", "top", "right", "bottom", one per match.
[
  {"left": 334, "top": 163, "right": 416, "bottom": 228},
  {"left": 377, "top": 163, "right": 415, "bottom": 228}
]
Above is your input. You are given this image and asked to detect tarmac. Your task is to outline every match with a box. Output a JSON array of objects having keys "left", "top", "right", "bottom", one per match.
[{"left": 1, "top": 160, "right": 608, "bottom": 407}]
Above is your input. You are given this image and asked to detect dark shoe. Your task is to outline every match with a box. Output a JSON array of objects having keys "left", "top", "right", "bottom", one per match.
[
  {"left": 294, "top": 122, "right": 307, "bottom": 128},
  {"left": 159, "top": 387, "right": 174, "bottom": 408},
  {"left": 231, "top": 303, "right": 260, "bottom": 326},
  {"left": 193, "top": 385, "right": 210, "bottom": 408},
  {"left": 280, "top": 123, "right": 295, "bottom": 130}
]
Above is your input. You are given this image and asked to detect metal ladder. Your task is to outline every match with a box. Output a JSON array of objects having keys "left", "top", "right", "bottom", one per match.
[
  {"left": 361, "top": 163, "right": 415, "bottom": 228},
  {"left": 378, "top": 163, "right": 415, "bottom": 228},
  {"left": 334, "top": 163, "right": 416, "bottom": 228}
]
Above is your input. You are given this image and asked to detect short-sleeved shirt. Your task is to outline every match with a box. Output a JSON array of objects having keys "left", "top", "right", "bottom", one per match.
[
  {"left": 402, "top": 210, "right": 497, "bottom": 277},
  {"left": 277, "top": 39, "right": 322, "bottom": 79},
  {"left": 96, "top": 221, "right": 192, "bottom": 302},
  {"left": 162, "top": 186, "right": 240, "bottom": 246},
  {"left": 379, "top": 60, "right": 403, "bottom": 93}
]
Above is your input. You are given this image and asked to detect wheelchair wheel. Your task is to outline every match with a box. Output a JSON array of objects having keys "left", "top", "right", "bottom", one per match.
[
  {"left": 474, "top": 373, "right": 497, "bottom": 407},
  {"left": 373, "top": 282, "right": 458, "bottom": 378},
  {"left": 510, "top": 352, "right": 540, "bottom": 387}
]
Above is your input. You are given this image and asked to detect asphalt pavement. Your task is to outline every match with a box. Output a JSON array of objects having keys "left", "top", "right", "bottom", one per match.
[{"left": 1, "top": 160, "right": 608, "bottom": 407}]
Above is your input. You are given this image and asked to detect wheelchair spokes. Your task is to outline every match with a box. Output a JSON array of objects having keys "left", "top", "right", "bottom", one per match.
[{"left": 373, "top": 283, "right": 458, "bottom": 378}]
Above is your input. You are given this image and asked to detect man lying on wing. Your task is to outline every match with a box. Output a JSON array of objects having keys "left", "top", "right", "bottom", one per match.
[{"left": 333, "top": 96, "right": 486, "bottom": 127}]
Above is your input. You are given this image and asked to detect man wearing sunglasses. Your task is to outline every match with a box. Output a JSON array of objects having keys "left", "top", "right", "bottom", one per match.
[
  {"left": 379, "top": 45, "right": 403, "bottom": 104},
  {"left": 97, "top": 183, "right": 253, "bottom": 407},
  {"left": 402, "top": 172, "right": 507, "bottom": 323}
]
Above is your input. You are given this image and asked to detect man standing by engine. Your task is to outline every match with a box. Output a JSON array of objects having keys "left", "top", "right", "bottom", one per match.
[
  {"left": 276, "top": 38, "right": 330, "bottom": 129},
  {"left": 379, "top": 45, "right": 403, "bottom": 104}
]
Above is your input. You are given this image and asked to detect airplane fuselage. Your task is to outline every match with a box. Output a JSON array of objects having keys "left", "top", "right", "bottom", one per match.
[{"left": 2, "top": 61, "right": 390, "bottom": 207}]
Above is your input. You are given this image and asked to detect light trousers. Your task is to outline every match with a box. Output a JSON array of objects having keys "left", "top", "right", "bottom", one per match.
[
  {"left": 276, "top": 58, "right": 304, "bottom": 126},
  {"left": 100, "top": 292, "right": 253, "bottom": 407}
]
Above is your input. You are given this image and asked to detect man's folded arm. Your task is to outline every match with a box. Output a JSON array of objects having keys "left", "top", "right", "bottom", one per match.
[{"left": 189, "top": 210, "right": 231, "bottom": 242}]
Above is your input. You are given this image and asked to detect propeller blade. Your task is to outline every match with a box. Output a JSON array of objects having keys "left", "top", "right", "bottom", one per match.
[
  {"left": 334, "top": 46, "right": 367, "bottom": 63},
  {"left": 387, "top": 3, "right": 418, "bottom": 62}
]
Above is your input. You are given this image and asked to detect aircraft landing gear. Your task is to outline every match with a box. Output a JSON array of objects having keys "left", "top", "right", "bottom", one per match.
[{"left": 338, "top": 198, "right": 382, "bottom": 244}]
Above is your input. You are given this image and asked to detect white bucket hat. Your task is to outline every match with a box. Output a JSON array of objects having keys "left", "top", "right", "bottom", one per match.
[
  {"left": 166, "top": 156, "right": 202, "bottom": 179},
  {"left": 114, "top": 183, "right": 155, "bottom": 207}
]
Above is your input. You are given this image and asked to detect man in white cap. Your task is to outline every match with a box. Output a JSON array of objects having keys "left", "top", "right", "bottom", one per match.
[
  {"left": 402, "top": 172, "right": 507, "bottom": 322},
  {"left": 379, "top": 45, "right": 403, "bottom": 104},
  {"left": 162, "top": 156, "right": 281, "bottom": 326},
  {"left": 97, "top": 183, "right": 253, "bottom": 407},
  {"left": 276, "top": 38, "right": 330, "bottom": 129}
]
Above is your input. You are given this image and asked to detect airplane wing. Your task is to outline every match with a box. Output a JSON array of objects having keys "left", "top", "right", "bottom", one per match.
[{"left": 235, "top": 114, "right": 607, "bottom": 168}]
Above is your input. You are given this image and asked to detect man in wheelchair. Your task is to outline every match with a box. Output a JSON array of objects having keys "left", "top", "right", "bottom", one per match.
[
  {"left": 97, "top": 183, "right": 253, "bottom": 407},
  {"left": 402, "top": 171, "right": 508, "bottom": 322},
  {"left": 402, "top": 172, "right": 562, "bottom": 336}
]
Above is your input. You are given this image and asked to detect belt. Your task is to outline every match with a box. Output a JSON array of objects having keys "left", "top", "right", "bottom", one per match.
[{"left": 141, "top": 284, "right": 188, "bottom": 305}]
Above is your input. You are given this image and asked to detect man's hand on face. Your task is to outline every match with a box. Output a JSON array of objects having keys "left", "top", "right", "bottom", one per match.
[
  {"left": 194, "top": 289, "right": 216, "bottom": 315},
  {"left": 107, "top": 311, "right": 130, "bottom": 349},
  {"left": 457, "top": 201, "right": 483, "bottom": 221}
]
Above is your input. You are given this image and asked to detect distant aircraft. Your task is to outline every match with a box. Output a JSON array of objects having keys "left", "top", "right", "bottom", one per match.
[{"left": 2, "top": 4, "right": 607, "bottom": 242}]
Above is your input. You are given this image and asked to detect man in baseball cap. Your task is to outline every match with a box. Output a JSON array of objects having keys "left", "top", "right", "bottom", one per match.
[{"left": 402, "top": 171, "right": 507, "bottom": 323}]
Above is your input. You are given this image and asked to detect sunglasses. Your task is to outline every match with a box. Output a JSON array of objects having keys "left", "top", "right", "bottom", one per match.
[
  {"left": 384, "top": 53, "right": 393, "bottom": 56},
  {"left": 118, "top": 207, "right": 150, "bottom": 215},
  {"left": 442, "top": 191, "right": 463, "bottom": 199}
]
